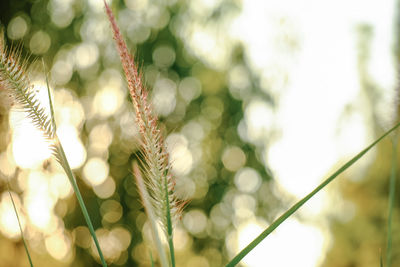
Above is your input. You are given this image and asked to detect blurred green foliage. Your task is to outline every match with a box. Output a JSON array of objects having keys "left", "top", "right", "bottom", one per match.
[{"left": 0, "top": 0, "right": 279, "bottom": 266}]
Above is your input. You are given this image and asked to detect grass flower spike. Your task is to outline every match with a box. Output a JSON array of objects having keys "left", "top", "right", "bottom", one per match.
[
  {"left": 0, "top": 31, "right": 108, "bottom": 267},
  {"left": 0, "top": 34, "right": 53, "bottom": 139},
  {"left": 104, "top": 2, "right": 182, "bottom": 265}
]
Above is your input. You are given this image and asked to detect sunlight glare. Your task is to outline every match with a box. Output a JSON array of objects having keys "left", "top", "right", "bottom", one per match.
[
  {"left": 57, "top": 124, "right": 87, "bottom": 169},
  {"left": 0, "top": 192, "right": 25, "bottom": 239},
  {"left": 26, "top": 194, "right": 54, "bottom": 232},
  {"left": 93, "top": 85, "right": 125, "bottom": 117},
  {"left": 222, "top": 146, "right": 246, "bottom": 172},
  {"left": 236, "top": 219, "right": 326, "bottom": 267},
  {"left": 55, "top": 88, "right": 86, "bottom": 128},
  {"left": 83, "top": 157, "right": 109, "bottom": 187},
  {"left": 244, "top": 100, "right": 273, "bottom": 144},
  {"left": 93, "top": 177, "right": 116, "bottom": 199},
  {"left": 25, "top": 171, "right": 57, "bottom": 233},
  {"left": 74, "top": 42, "right": 99, "bottom": 69},
  {"left": 0, "top": 151, "right": 17, "bottom": 177},
  {"left": 45, "top": 230, "right": 72, "bottom": 261},
  {"left": 234, "top": 167, "right": 261, "bottom": 193},
  {"left": 50, "top": 173, "right": 73, "bottom": 199},
  {"left": 9, "top": 80, "right": 56, "bottom": 168},
  {"left": 10, "top": 111, "right": 52, "bottom": 169},
  {"left": 183, "top": 209, "right": 208, "bottom": 236},
  {"left": 228, "top": 1, "right": 395, "bottom": 266},
  {"left": 93, "top": 227, "right": 132, "bottom": 262},
  {"left": 166, "top": 134, "right": 193, "bottom": 176}
]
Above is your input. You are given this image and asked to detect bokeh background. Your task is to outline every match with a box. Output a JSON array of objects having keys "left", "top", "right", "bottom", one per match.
[{"left": 0, "top": 0, "right": 399, "bottom": 266}]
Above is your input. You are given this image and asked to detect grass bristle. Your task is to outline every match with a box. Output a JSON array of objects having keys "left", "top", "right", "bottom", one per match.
[{"left": 104, "top": 0, "right": 182, "bottom": 236}]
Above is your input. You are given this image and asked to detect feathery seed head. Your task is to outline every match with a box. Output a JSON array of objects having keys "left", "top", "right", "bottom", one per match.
[
  {"left": 1, "top": 27, "right": 108, "bottom": 267},
  {"left": 104, "top": 1, "right": 184, "bottom": 233},
  {"left": 0, "top": 31, "right": 56, "bottom": 142}
]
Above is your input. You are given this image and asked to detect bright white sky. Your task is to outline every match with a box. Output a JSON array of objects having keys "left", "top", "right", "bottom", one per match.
[{"left": 228, "top": 0, "right": 397, "bottom": 266}]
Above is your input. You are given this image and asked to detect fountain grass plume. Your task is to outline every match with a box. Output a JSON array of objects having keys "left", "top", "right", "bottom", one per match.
[
  {"left": 0, "top": 30, "right": 108, "bottom": 267},
  {"left": 104, "top": 2, "right": 182, "bottom": 265},
  {"left": 0, "top": 32, "right": 53, "bottom": 140}
]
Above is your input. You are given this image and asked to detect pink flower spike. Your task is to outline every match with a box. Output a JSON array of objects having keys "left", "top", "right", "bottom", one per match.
[{"left": 104, "top": 0, "right": 183, "bottom": 238}]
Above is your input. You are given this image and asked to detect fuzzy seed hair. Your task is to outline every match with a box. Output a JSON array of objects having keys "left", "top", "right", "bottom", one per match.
[
  {"left": 104, "top": 1, "right": 183, "bottom": 232},
  {"left": 0, "top": 31, "right": 60, "bottom": 161}
]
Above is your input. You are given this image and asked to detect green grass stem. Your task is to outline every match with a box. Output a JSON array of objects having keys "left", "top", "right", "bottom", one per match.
[
  {"left": 42, "top": 70, "right": 107, "bottom": 267},
  {"left": 55, "top": 139, "right": 107, "bottom": 267},
  {"left": 164, "top": 177, "right": 175, "bottom": 267},
  {"left": 150, "top": 251, "right": 155, "bottom": 267},
  {"left": 386, "top": 136, "right": 397, "bottom": 267},
  {"left": 0, "top": 169, "right": 33, "bottom": 267},
  {"left": 226, "top": 121, "right": 400, "bottom": 267},
  {"left": 43, "top": 59, "right": 56, "bottom": 133},
  {"left": 7, "top": 183, "right": 34, "bottom": 267}
]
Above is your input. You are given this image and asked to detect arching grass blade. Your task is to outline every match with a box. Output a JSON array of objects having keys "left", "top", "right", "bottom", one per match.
[{"left": 226, "top": 121, "right": 400, "bottom": 267}]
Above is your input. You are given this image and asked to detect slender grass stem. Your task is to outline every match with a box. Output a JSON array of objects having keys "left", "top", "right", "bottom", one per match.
[
  {"left": 43, "top": 59, "right": 56, "bottom": 132},
  {"left": 1, "top": 169, "right": 33, "bottom": 266},
  {"left": 42, "top": 66, "right": 107, "bottom": 266},
  {"left": 386, "top": 136, "right": 397, "bottom": 267},
  {"left": 226, "top": 121, "right": 400, "bottom": 267},
  {"left": 150, "top": 251, "right": 155, "bottom": 267},
  {"left": 55, "top": 139, "right": 107, "bottom": 267},
  {"left": 165, "top": 177, "right": 175, "bottom": 267},
  {"left": 0, "top": 170, "right": 33, "bottom": 266},
  {"left": 6, "top": 182, "right": 33, "bottom": 267}
]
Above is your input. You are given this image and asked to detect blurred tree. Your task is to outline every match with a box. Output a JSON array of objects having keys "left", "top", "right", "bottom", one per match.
[
  {"left": 324, "top": 13, "right": 400, "bottom": 267},
  {"left": 0, "top": 0, "right": 280, "bottom": 266}
]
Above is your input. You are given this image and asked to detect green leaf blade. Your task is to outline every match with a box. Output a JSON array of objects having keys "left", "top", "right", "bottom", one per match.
[{"left": 226, "top": 122, "right": 400, "bottom": 267}]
